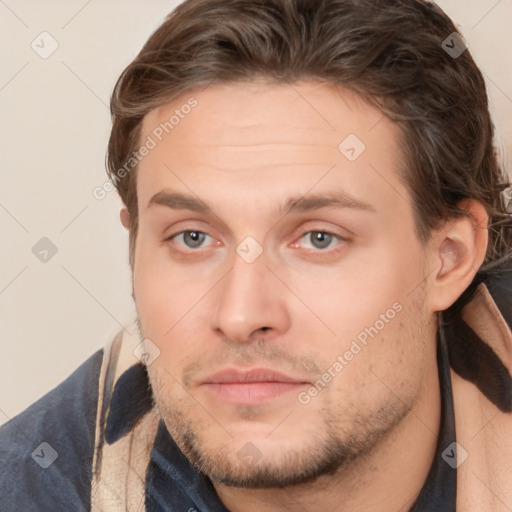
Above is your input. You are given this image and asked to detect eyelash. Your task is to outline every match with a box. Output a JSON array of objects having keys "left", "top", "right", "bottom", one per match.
[{"left": 164, "top": 229, "right": 348, "bottom": 257}]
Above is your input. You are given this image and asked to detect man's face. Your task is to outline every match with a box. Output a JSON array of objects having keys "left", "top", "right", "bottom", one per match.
[{"left": 132, "top": 81, "right": 438, "bottom": 487}]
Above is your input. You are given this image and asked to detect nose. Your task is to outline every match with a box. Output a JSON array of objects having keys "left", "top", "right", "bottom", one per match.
[{"left": 210, "top": 246, "right": 291, "bottom": 344}]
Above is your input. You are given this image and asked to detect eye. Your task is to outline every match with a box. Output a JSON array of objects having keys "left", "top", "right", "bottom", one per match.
[
  {"left": 295, "top": 231, "right": 345, "bottom": 251},
  {"left": 167, "top": 230, "right": 211, "bottom": 250},
  {"left": 165, "top": 229, "right": 347, "bottom": 255}
]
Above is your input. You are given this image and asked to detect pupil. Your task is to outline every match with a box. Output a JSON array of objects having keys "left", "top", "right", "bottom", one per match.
[
  {"left": 312, "top": 231, "right": 331, "bottom": 249},
  {"left": 185, "top": 231, "right": 203, "bottom": 248}
]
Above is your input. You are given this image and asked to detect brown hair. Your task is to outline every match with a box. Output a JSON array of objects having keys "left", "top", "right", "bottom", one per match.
[{"left": 107, "top": 0, "right": 511, "bottom": 269}]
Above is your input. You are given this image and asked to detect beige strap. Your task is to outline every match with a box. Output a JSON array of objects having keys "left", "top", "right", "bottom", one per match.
[
  {"left": 461, "top": 282, "right": 512, "bottom": 367},
  {"left": 91, "top": 325, "right": 160, "bottom": 512},
  {"left": 452, "top": 282, "right": 512, "bottom": 510}
]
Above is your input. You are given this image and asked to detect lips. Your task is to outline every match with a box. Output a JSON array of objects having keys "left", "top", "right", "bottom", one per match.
[
  {"left": 204, "top": 368, "right": 305, "bottom": 384},
  {"left": 200, "top": 368, "right": 309, "bottom": 405}
]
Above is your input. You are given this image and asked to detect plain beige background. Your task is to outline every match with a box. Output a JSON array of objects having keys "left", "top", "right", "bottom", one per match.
[{"left": 1, "top": 0, "right": 511, "bottom": 422}]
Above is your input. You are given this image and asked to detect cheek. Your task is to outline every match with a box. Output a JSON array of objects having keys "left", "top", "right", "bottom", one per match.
[
  {"left": 133, "top": 238, "right": 211, "bottom": 376},
  {"left": 288, "top": 247, "right": 429, "bottom": 394},
  {"left": 286, "top": 250, "right": 415, "bottom": 349},
  {"left": 134, "top": 232, "right": 192, "bottom": 328},
  {"left": 320, "top": 304, "right": 427, "bottom": 420}
]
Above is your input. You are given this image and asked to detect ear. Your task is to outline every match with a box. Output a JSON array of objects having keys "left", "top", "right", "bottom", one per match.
[
  {"left": 428, "top": 199, "right": 488, "bottom": 312},
  {"left": 120, "top": 207, "right": 130, "bottom": 230}
]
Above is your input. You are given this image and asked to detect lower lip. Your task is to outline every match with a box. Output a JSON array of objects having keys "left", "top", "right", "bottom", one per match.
[{"left": 202, "top": 382, "right": 307, "bottom": 405}]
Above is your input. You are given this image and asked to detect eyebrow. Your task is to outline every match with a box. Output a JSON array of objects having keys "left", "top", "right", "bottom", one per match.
[{"left": 147, "top": 190, "right": 376, "bottom": 216}]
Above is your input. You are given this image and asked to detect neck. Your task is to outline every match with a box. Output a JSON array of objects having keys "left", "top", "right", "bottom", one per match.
[{"left": 214, "top": 360, "right": 441, "bottom": 512}]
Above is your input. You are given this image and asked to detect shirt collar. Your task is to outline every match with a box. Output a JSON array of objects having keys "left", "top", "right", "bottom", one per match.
[
  {"left": 409, "top": 330, "right": 457, "bottom": 511},
  {"left": 104, "top": 361, "right": 153, "bottom": 445}
]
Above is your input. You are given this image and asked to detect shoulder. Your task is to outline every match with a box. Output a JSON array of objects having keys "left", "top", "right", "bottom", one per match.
[{"left": 0, "top": 348, "right": 104, "bottom": 511}]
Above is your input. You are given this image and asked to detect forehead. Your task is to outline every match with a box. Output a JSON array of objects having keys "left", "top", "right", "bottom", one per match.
[
  {"left": 136, "top": 80, "right": 409, "bottom": 219},
  {"left": 141, "top": 80, "right": 393, "bottom": 154}
]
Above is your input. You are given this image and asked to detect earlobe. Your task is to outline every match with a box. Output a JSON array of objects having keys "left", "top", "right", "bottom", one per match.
[
  {"left": 430, "top": 200, "right": 489, "bottom": 311},
  {"left": 120, "top": 208, "right": 131, "bottom": 230}
]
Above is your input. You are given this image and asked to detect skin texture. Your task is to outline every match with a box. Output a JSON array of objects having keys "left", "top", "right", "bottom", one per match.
[{"left": 123, "top": 80, "right": 488, "bottom": 512}]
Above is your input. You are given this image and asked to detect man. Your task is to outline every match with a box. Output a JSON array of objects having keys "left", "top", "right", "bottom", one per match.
[{"left": 1, "top": 0, "right": 511, "bottom": 510}]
